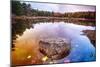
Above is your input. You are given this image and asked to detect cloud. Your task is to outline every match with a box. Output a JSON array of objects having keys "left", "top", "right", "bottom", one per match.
[{"left": 24, "top": 1, "right": 95, "bottom": 13}]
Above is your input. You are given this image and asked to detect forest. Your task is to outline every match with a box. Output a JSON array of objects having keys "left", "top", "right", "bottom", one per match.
[{"left": 11, "top": 1, "right": 96, "bottom": 19}]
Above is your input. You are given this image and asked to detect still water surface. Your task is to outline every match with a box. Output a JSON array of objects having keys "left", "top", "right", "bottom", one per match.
[{"left": 12, "top": 21, "right": 96, "bottom": 65}]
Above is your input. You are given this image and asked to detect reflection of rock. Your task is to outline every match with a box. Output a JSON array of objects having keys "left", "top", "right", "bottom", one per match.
[
  {"left": 39, "top": 38, "right": 71, "bottom": 60},
  {"left": 83, "top": 30, "right": 96, "bottom": 47}
]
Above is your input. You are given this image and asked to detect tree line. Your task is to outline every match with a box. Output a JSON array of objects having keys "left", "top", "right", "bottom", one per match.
[{"left": 11, "top": 1, "right": 95, "bottom": 19}]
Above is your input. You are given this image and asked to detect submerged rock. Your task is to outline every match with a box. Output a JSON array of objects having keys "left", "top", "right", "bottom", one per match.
[{"left": 39, "top": 38, "right": 71, "bottom": 60}]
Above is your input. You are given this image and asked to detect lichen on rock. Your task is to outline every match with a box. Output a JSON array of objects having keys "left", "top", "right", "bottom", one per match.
[{"left": 38, "top": 37, "right": 71, "bottom": 61}]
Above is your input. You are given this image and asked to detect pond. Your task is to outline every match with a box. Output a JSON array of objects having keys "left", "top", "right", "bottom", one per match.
[{"left": 12, "top": 20, "right": 96, "bottom": 65}]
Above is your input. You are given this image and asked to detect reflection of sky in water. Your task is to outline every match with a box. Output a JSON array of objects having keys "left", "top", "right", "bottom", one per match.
[{"left": 16, "top": 22, "right": 95, "bottom": 63}]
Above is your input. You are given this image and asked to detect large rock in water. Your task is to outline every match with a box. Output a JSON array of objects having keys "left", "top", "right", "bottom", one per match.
[{"left": 39, "top": 38, "right": 71, "bottom": 60}]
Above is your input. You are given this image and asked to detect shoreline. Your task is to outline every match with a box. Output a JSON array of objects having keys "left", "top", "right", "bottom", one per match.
[
  {"left": 12, "top": 16, "right": 95, "bottom": 22},
  {"left": 83, "top": 30, "right": 96, "bottom": 47},
  {"left": 12, "top": 16, "right": 96, "bottom": 26}
]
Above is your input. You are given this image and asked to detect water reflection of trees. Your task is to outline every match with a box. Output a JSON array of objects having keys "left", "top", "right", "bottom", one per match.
[
  {"left": 12, "top": 19, "right": 33, "bottom": 49},
  {"left": 12, "top": 19, "right": 95, "bottom": 50},
  {"left": 11, "top": 1, "right": 96, "bottom": 49}
]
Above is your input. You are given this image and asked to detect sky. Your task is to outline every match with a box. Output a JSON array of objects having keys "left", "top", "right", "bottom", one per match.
[{"left": 24, "top": 1, "right": 96, "bottom": 13}]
